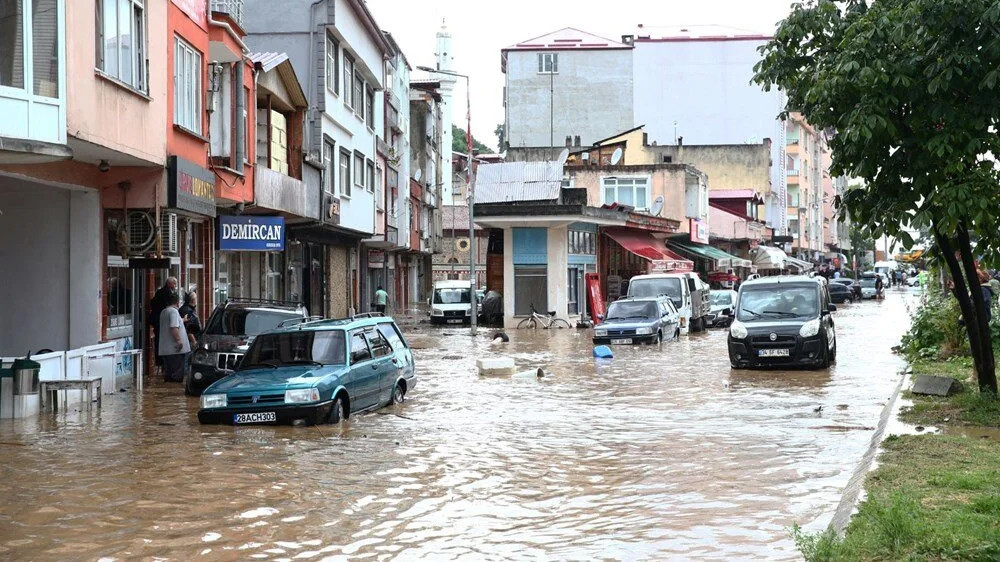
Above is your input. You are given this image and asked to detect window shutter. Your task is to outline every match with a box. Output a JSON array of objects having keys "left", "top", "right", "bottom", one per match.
[
  {"left": 233, "top": 64, "right": 246, "bottom": 171},
  {"left": 538, "top": 53, "right": 543, "bottom": 73},
  {"left": 551, "top": 54, "right": 557, "bottom": 73}
]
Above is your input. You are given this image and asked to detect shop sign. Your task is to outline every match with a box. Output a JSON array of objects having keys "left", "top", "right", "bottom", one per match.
[
  {"left": 368, "top": 249, "right": 385, "bottom": 268},
  {"left": 650, "top": 259, "right": 694, "bottom": 273},
  {"left": 219, "top": 215, "right": 285, "bottom": 251},
  {"left": 689, "top": 218, "right": 709, "bottom": 244},
  {"left": 167, "top": 156, "right": 216, "bottom": 217}
]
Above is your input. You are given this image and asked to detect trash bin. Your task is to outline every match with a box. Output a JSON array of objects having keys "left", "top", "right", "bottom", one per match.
[{"left": 12, "top": 355, "right": 40, "bottom": 395}]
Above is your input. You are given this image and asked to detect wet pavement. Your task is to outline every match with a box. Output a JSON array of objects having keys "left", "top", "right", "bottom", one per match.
[{"left": 1, "top": 288, "right": 918, "bottom": 560}]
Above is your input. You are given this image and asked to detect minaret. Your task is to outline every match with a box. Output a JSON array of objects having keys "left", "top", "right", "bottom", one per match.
[{"left": 435, "top": 20, "right": 458, "bottom": 204}]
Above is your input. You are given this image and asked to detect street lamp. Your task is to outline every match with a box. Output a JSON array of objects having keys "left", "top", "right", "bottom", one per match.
[{"left": 417, "top": 65, "right": 477, "bottom": 335}]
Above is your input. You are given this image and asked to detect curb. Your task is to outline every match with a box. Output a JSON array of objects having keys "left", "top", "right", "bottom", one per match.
[{"left": 828, "top": 369, "right": 911, "bottom": 534}]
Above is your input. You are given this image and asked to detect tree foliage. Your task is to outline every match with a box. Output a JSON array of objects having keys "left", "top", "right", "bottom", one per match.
[
  {"left": 755, "top": 0, "right": 1000, "bottom": 393},
  {"left": 452, "top": 125, "right": 492, "bottom": 154}
]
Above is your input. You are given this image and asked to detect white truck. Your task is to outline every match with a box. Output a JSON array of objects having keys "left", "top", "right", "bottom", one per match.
[{"left": 626, "top": 272, "right": 711, "bottom": 334}]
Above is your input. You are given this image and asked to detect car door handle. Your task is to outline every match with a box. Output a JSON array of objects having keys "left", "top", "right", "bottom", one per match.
[
  {"left": 391, "top": 358, "right": 399, "bottom": 365},
  {"left": 371, "top": 364, "right": 379, "bottom": 370}
]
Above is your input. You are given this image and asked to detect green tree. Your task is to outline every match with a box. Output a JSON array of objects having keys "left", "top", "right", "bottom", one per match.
[
  {"left": 754, "top": 0, "right": 1000, "bottom": 393},
  {"left": 494, "top": 123, "right": 507, "bottom": 152},
  {"left": 452, "top": 125, "right": 491, "bottom": 154}
]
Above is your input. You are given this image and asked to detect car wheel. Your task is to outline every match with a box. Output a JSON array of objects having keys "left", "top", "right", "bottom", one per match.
[
  {"left": 392, "top": 382, "right": 406, "bottom": 404},
  {"left": 183, "top": 373, "right": 199, "bottom": 396},
  {"left": 329, "top": 394, "right": 347, "bottom": 424},
  {"left": 818, "top": 339, "right": 831, "bottom": 369},
  {"left": 651, "top": 331, "right": 662, "bottom": 345},
  {"left": 831, "top": 340, "right": 838, "bottom": 363}
]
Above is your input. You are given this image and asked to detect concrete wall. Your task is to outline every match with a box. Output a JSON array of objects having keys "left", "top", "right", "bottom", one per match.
[
  {"left": 648, "top": 144, "right": 771, "bottom": 192},
  {"left": 67, "top": 0, "right": 166, "bottom": 165},
  {"left": 500, "top": 224, "right": 571, "bottom": 329},
  {"left": 505, "top": 49, "right": 633, "bottom": 148},
  {"left": 0, "top": 177, "right": 100, "bottom": 354},
  {"left": 568, "top": 165, "right": 691, "bottom": 224}
]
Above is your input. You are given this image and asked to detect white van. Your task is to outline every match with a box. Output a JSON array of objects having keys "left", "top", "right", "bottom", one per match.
[
  {"left": 429, "top": 280, "right": 473, "bottom": 325},
  {"left": 626, "top": 272, "right": 711, "bottom": 334}
]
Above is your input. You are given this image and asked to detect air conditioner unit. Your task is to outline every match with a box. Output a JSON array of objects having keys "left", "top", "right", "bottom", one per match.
[{"left": 160, "top": 212, "right": 179, "bottom": 255}]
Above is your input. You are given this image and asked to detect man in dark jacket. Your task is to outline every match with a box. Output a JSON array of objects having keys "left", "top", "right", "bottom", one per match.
[{"left": 149, "top": 277, "right": 177, "bottom": 367}]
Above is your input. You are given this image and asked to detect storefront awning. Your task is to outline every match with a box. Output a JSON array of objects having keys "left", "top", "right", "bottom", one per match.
[
  {"left": 753, "top": 245, "right": 787, "bottom": 270},
  {"left": 667, "top": 238, "right": 751, "bottom": 269},
  {"left": 784, "top": 256, "right": 814, "bottom": 272},
  {"left": 605, "top": 228, "right": 693, "bottom": 270}
]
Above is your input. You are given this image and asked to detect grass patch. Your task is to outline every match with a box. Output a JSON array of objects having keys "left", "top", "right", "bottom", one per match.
[
  {"left": 796, "top": 435, "right": 1000, "bottom": 561},
  {"left": 899, "top": 356, "right": 1000, "bottom": 428}
]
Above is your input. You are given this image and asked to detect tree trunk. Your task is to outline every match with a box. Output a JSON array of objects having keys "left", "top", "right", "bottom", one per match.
[
  {"left": 933, "top": 226, "right": 998, "bottom": 394},
  {"left": 957, "top": 224, "right": 997, "bottom": 395}
]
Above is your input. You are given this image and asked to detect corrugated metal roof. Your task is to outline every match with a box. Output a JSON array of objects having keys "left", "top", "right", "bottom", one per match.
[
  {"left": 474, "top": 160, "right": 563, "bottom": 204},
  {"left": 248, "top": 52, "right": 287, "bottom": 72}
]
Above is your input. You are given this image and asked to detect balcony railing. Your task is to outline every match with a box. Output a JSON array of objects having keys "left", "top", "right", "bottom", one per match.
[{"left": 211, "top": 0, "right": 245, "bottom": 29}]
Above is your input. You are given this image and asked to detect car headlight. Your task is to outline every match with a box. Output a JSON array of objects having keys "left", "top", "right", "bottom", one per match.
[
  {"left": 201, "top": 393, "right": 227, "bottom": 409},
  {"left": 192, "top": 349, "right": 212, "bottom": 365},
  {"left": 431, "top": 309, "right": 444, "bottom": 316},
  {"left": 799, "top": 318, "right": 821, "bottom": 338},
  {"left": 594, "top": 329, "right": 608, "bottom": 337},
  {"left": 284, "top": 388, "right": 321, "bottom": 404},
  {"left": 730, "top": 320, "right": 748, "bottom": 339},
  {"left": 635, "top": 327, "right": 653, "bottom": 335}
]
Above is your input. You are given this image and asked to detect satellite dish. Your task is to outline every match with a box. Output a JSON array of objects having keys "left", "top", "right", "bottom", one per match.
[
  {"left": 556, "top": 148, "right": 569, "bottom": 166},
  {"left": 414, "top": 168, "right": 423, "bottom": 182},
  {"left": 610, "top": 147, "right": 624, "bottom": 166},
  {"left": 650, "top": 196, "right": 665, "bottom": 217}
]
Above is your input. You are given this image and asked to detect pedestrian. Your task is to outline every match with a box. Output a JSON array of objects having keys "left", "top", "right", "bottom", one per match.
[
  {"left": 179, "top": 291, "right": 201, "bottom": 347},
  {"left": 149, "top": 276, "right": 177, "bottom": 368},
  {"left": 833, "top": 269, "right": 841, "bottom": 279},
  {"left": 374, "top": 285, "right": 388, "bottom": 315},
  {"left": 159, "top": 292, "right": 191, "bottom": 382},
  {"left": 875, "top": 273, "right": 885, "bottom": 300},
  {"left": 978, "top": 268, "right": 993, "bottom": 323}
]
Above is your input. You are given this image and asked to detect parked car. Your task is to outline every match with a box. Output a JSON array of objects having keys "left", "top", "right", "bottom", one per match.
[
  {"left": 593, "top": 297, "right": 680, "bottom": 345},
  {"left": 828, "top": 281, "right": 854, "bottom": 304},
  {"left": 832, "top": 277, "right": 862, "bottom": 300},
  {"left": 185, "top": 299, "right": 309, "bottom": 396},
  {"left": 707, "top": 289, "right": 738, "bottom": 327},
  {"left": 429, "top": 280, "right": 473, "bottom": 325},
  {"left": 626, "top": 272, "right": 711, "bottom": 334},
  {"left": 198, "top": 316, "right": 417, "bottom": 425},
  {"left": 728, "top": 275, "right": 837, "bottom": 369}
]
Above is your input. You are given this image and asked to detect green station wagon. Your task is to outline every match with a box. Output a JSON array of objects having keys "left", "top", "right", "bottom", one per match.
[{"left": 197, "top": 316, "right": 416, "bottom": 426}]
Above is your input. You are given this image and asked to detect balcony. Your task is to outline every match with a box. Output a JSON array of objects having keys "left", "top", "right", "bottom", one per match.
[
  {"left": 254, "top": 164, "right": 319, "bottom": 219},
  {"left": 366, "top": 226, "right": 400, "bottom": 249},
  {"left": 211, "top": 0, "right": 245, "bottom": 30}
]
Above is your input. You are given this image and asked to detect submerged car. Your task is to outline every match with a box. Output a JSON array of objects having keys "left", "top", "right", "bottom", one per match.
[
  {"left": 832, "top": 277, "right": 862, "bottom": 300},
  {"left": 827, "top": 280, "right": 854, "bottom": 304},
  {"left": 858, "top": 273, "right": 879, "bottom": 299},
  {"left": 593, "top": 297, "right": 680, "bottom": 345},
  {"left": 185, "top": 300, "right": 309, "bottom": 396},
  {"left": 198, "top": 316, "right": 416, "bottom": 425},
  {"left": 728, "top": 275, "right": 837, "bottom": 369},
  {"left": 707, "top": 289, "right": 738, "bottom": 327}
]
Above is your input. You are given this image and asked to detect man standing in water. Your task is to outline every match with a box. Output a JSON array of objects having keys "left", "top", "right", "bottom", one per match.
[
  {"left": 149, "top": 276, "right": 177, "bottom": 369},
  {"left": 159, "top": 292, "right": 190, "bottom": 382},
  {"left": 374, "top": 285, "right": 388, "bottom": 315}
]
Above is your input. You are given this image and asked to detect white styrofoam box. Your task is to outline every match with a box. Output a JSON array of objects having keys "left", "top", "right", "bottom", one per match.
[{"left": 477, "top": 357, "right": 516, "bottom": 377}]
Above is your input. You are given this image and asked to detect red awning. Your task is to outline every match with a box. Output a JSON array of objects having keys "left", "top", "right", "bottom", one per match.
[{"left": 605, "top": 228, "right": 693, "bottom": 269}]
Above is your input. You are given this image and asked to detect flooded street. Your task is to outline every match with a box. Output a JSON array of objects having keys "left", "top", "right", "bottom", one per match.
[{"left": 1, "top": 289, "right": 917, "bottom": 560}]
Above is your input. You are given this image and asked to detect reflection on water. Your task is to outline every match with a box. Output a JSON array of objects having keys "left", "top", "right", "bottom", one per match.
[{"left": 0, "top": 292, "right": 915, "bottom": 560}]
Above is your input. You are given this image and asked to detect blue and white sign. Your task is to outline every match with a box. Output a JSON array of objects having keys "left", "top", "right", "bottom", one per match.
[{"left": 219, "top": 215, "right": 285, "bottom": 251}]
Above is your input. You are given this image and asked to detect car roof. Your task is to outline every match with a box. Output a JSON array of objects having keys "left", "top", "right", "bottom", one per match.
[
  {"left": 218, "top": 299, "right": 303, "bottom": 312},
  {"left": 266, "top": 315, "right": 397, "bottom": 334},
  {"left": 612, "top": 296, "right": 663, "bottom": 303},
  {"left": 434, "top": 280, "right": 472, "bottom": 289},
  {"left": 740, "top": 274, "right": 824, "bottom": 289}
]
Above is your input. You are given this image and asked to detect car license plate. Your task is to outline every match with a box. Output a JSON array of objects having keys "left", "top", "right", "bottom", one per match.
[
  {"left": 233, "top": 412, "right": 276, "bottom": 424},
  {"left": 758, "top": 349, "right": 790, "bottom": 358},
  {"left": 611, "top": 338, "right": 633, "bottom": 345},
  {"left": 447, "top": 319, "right": 462, "bottom": 324}
]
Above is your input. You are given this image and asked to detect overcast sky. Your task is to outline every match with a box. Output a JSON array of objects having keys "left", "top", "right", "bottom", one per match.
[{"left": 367, "top": 0, "right": 798, "bottom": 151}]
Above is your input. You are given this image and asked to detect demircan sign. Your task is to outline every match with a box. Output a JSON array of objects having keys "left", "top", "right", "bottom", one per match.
[{"left": 219, "top": 215, "right": 285, "bottom": 251}]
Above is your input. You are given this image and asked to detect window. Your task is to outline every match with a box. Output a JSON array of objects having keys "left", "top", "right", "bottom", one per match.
[
  {"left": 323, "top": 138, "right": 335, "bottom": 194},
  {"left": 325, "top": 31, "right": 338, "bottom": 94},
  {"left": 343, "top": 54, "right": 354, "bottom": 108},
  {"left": 537, "top": 52, "right": 557, "bottom": 74},
  {"left": 354, "top": 152, "right": 365, "bottom": 191},
  {"left": 376, "top": 322, "right": 406, "bottom": 351},
  {"left": 787, "top": 188, "right": 800, "bottom": 207},
  {"left": 339, "top": 148, "right": 351, "bottom": 197},
  {"left": 97, "top": 0, "right": 146, "bottom": 92},
  {"left": 353, "top": 73, "right": 363, "bottom": 117},
  {"left": 366, "top": 159, "right": 375, "bottom": 193},
  {"left": 568, "top": 268, "right": 580, "bottom": 316},
  {"left": 514, "top": 266, "right": 547, "bottom": 316},
  {"left": 173, "top": 37, "right": 202, "bottom": 133},
  {"left": 365, "top": 85, "right": 374, "bottom": 129},
  {"left": 1, "top": 0, "right": 61, "bottom": 96},
  {"left": 789, "top": 219, "right": 800, "bottom": 235},
  {"left": 349, "top": 330, "right": 372, "bottom": 364},
  {"left": 568, "top": 230, "right": 596, "bottom": 255},
  {"left": 365, "top": 328, "right": 392, "bottom": 358},
  {"left": 375, "top": 164, "right": 384, "bottom": 210},
  {"left": 602, "top": 177, "right": 649, "bottom": 210}
]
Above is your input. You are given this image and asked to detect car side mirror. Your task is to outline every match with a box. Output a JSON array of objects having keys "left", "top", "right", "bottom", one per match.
[{"left": 827, "top": 303, "right": 837, "bottom": 313}]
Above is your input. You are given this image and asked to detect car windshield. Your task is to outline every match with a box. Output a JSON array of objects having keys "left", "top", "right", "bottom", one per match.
[
  {"left": 737, "top": 286, "right": 818, "bottom": 321},
  {"left": 205, "top": 308, "right": 301, "bottom": 336},
  {"left": 711, "top": 292, "right": 733, "bottom": 306},
  {"left": 629, "top": 278, "right": 682, "bottom": 306},
  {"left": 860, "top": 278, "right": 877, "bottom": 287},
  {"left": 606, "top": 301, "right": 658, "bottom": 321},
  {"left": 239, "top": 331, "right": 346, "bottom": 369},
  {"left": 433, "top": 288, "right": 470, "bottom": 304}
]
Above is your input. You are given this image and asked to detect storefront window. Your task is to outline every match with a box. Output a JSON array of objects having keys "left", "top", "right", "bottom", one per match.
[
  {"left": 106, "top": 261, "right": 134, "bottom": 338},
  {"left": 514, "top": 265, "right": 547, "bottom": 316}
]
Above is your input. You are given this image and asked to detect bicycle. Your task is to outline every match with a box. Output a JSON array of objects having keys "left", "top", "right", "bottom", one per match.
[{"left": 516, "top": 304, "right": 572, "bottom": 329}]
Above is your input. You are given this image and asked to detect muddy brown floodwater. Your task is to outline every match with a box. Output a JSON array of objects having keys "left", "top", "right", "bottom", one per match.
[{"left": 1, "top": 288, "right": 919, "bottom": 560}]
